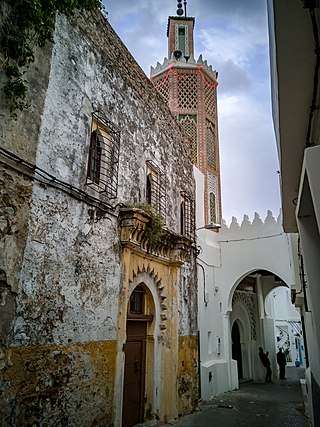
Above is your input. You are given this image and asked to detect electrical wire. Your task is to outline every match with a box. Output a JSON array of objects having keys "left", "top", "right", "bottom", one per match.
[{"left": 0, "top": 147, "right": 118, "bottom": 216}]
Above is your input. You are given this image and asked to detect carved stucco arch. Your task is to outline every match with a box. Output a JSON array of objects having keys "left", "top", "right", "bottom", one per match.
[
  {"left": 231, "top": 293, "right": 256, "bottom": 340},
  {"left": 128, "top": 264, "right": 168, "bottom": 332}
]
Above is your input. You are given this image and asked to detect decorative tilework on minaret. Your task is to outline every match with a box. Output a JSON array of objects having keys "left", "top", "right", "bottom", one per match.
[{"left": 150, "top": 10, "right": 222, "bottom": 227}]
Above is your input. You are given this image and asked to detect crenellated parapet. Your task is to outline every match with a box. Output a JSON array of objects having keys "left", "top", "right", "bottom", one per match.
[
  {"left": 219, "top": 210, "right": 283, "bottom": 239},
  {"left": 150, "top": 53, "right": 218, "bottom": 81}
]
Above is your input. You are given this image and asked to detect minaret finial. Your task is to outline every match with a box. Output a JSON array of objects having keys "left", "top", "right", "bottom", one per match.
[{"left": 177, "top": 1, "right": 187, "bottom": 17}]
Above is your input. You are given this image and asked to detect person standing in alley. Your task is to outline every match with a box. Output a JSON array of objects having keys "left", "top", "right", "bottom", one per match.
[
  {"left": 276, "top": 347, "right": 287, "bottom": 379},
  {"left": 259, "top": 346, "right": 273, "bottom": 382}
]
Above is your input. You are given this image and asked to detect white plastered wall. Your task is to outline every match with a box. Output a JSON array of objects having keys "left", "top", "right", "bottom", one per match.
[{"left": 194, "top": 166, "right": 300, "bottom": 398}]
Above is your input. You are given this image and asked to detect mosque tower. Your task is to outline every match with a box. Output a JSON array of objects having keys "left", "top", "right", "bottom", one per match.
[{"left": 150, "top": 1, "right": 222, "bottom": 227}]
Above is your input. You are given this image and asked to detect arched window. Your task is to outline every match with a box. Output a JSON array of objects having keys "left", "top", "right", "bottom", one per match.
[
  {"left": 179, "top": 114, "right": 198, "bottom": 164},
  {"left": 86, "top": 112, "right": 120, "bottom": 198},
  {"left": 209, "top": 192, "right": 217, "bottom": 224},
  {"left": 206, "top": 120, "right": 216, "bottom": 169},
  {"left": 87, "top": 130, "right": 102, "bottom": 184}
]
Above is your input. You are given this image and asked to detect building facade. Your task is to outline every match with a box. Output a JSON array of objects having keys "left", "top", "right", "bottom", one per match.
[
  {"left": 0, "top": 7, "right": 198, "bottom": 427},
  {"left": 267, "top": 1, "right": 320, "bottom": 425}
]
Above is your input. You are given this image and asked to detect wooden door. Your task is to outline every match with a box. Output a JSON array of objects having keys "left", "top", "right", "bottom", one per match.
[{"left": 122, "top": 321, "right": 146, "bottom": 427}]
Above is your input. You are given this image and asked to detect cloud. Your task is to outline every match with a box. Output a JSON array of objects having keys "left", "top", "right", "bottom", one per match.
[
  {"left": 195, "top": 10, "right": 269, "bottom": 95},
  {"left": 213, "top": 59, "right": 252, "bottom": 94},
  {"left": 198, "top": 23, "right": 266, "bottom": 67},
  {"left": 218, "top": 95, "right": 280, "bottom": 223},
  {"left": 190, "top": 0, "right": 267, "bottom": 26}
]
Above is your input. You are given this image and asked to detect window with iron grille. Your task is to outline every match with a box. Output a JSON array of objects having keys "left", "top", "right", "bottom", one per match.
[
  {"left": 129, "top": 286, "right": 145, "bottom": 315},
  {"left": 86, "top": 111, "right": 120, "bottom": 198},
  {"left": 180, "top": 191, "right": 195, "bottom": 240},
  {"left": 146, "top": 160, "right": 166, "bottom": 220}
]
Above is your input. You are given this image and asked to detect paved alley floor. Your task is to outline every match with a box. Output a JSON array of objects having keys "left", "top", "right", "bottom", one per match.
[{"left": 137, "top": 366, "right": 310, "bottom": 427}]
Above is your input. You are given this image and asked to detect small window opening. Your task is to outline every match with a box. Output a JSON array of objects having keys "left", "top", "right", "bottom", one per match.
[
  {"left": 129, "top": 287, "right": 145, "bottom": 315},
  {"left": 146, "top": 174, "right": 152, "bottom": 205}
]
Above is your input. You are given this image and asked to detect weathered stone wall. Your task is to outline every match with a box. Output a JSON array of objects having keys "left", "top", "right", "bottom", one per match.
[
  {"left": 179, "top": 255, "right": 198, "bottom": 336},
  {"left": 0, "top": 7, "right": 54, "bottom": 355},
  {"left": 1, "top": 341, "right": 116, "bottom": 426},
  {"left": 0, "top": 8, "right": 198, "bottom": 426},
  {"left": 0, "top": 41, "right": 53, "bottom": 162},
  {"left": 0, "top": 167, "right": 35, "bottom": 419},
  {"left": 13, "top": 188, "right": 120, "bottom": 346},
  {"left": 177, "top": 335, "right": 199, "bottom": 415},
  {"left": 0, "top": 180, "right": 121, "bottom": 425}
]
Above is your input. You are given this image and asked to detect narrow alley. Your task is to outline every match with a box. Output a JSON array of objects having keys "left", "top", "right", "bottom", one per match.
[{"left": 137, "top": 366, "right": 310, "bottom": 427}]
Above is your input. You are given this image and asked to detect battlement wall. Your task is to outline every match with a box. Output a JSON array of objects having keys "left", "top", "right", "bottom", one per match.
[{"left": 220, "top": 210, "right": 283, "bottom": 240}]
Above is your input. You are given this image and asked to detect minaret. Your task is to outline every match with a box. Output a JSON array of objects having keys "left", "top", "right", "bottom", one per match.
[{"left": 151, "top": 1, "right": 222, "bottom": 227}]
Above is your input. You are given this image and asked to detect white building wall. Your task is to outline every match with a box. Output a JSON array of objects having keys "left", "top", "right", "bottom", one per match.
[{"left": 195, "top": 166, "right": 301, "bottom": 398}]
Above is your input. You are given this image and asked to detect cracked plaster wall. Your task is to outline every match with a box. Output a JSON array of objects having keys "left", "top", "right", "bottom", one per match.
[{"left": 0, "top": 8, "right": 198, "bottom": 426}]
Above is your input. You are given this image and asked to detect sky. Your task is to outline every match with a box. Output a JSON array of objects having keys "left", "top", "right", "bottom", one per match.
[{"left": 104, "top": 0, "right": 281, "bottom": 225}]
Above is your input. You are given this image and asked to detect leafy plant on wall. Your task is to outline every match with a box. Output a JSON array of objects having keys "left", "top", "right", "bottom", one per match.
[
  {"left": 131, "top": 203, "right": 165, "bottom": 247},
  {"left": 0, "top": 0, "right": 102, "bottom": 116}
]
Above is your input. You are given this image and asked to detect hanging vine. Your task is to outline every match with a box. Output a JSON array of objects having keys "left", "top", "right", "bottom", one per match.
[{"left": 0, "top": 0, "right": 102, "bottom": 116}]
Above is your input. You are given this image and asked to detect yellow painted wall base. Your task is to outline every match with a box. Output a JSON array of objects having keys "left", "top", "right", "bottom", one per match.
[
  {"left": 1, "top": 340, "right": 117, "bottom": 427},
  {"left": 177, "top": 335, "right": 199, "bottom": 415}
]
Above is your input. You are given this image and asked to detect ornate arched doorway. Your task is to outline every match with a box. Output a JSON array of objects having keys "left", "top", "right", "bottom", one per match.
[{"left": 122, "top": 285, "right": 154, "bottom": 427}]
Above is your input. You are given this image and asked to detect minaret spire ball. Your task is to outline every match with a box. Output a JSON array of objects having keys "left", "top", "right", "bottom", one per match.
[
  {"left": 177, "top": 1, "right": 183, "bottom": 16},
  {"left": 177, "top": 1, "right": 187, "bottom": 17}
]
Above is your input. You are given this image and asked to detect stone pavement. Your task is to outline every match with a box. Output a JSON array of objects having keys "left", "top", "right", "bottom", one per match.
[{"left": 136, "top": 366, "right": 310, "bottom": 427}]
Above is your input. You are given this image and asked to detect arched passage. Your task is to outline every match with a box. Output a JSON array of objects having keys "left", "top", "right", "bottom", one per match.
[{"left": 229, "top": 269, "right": 292, "bottom": 384}]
